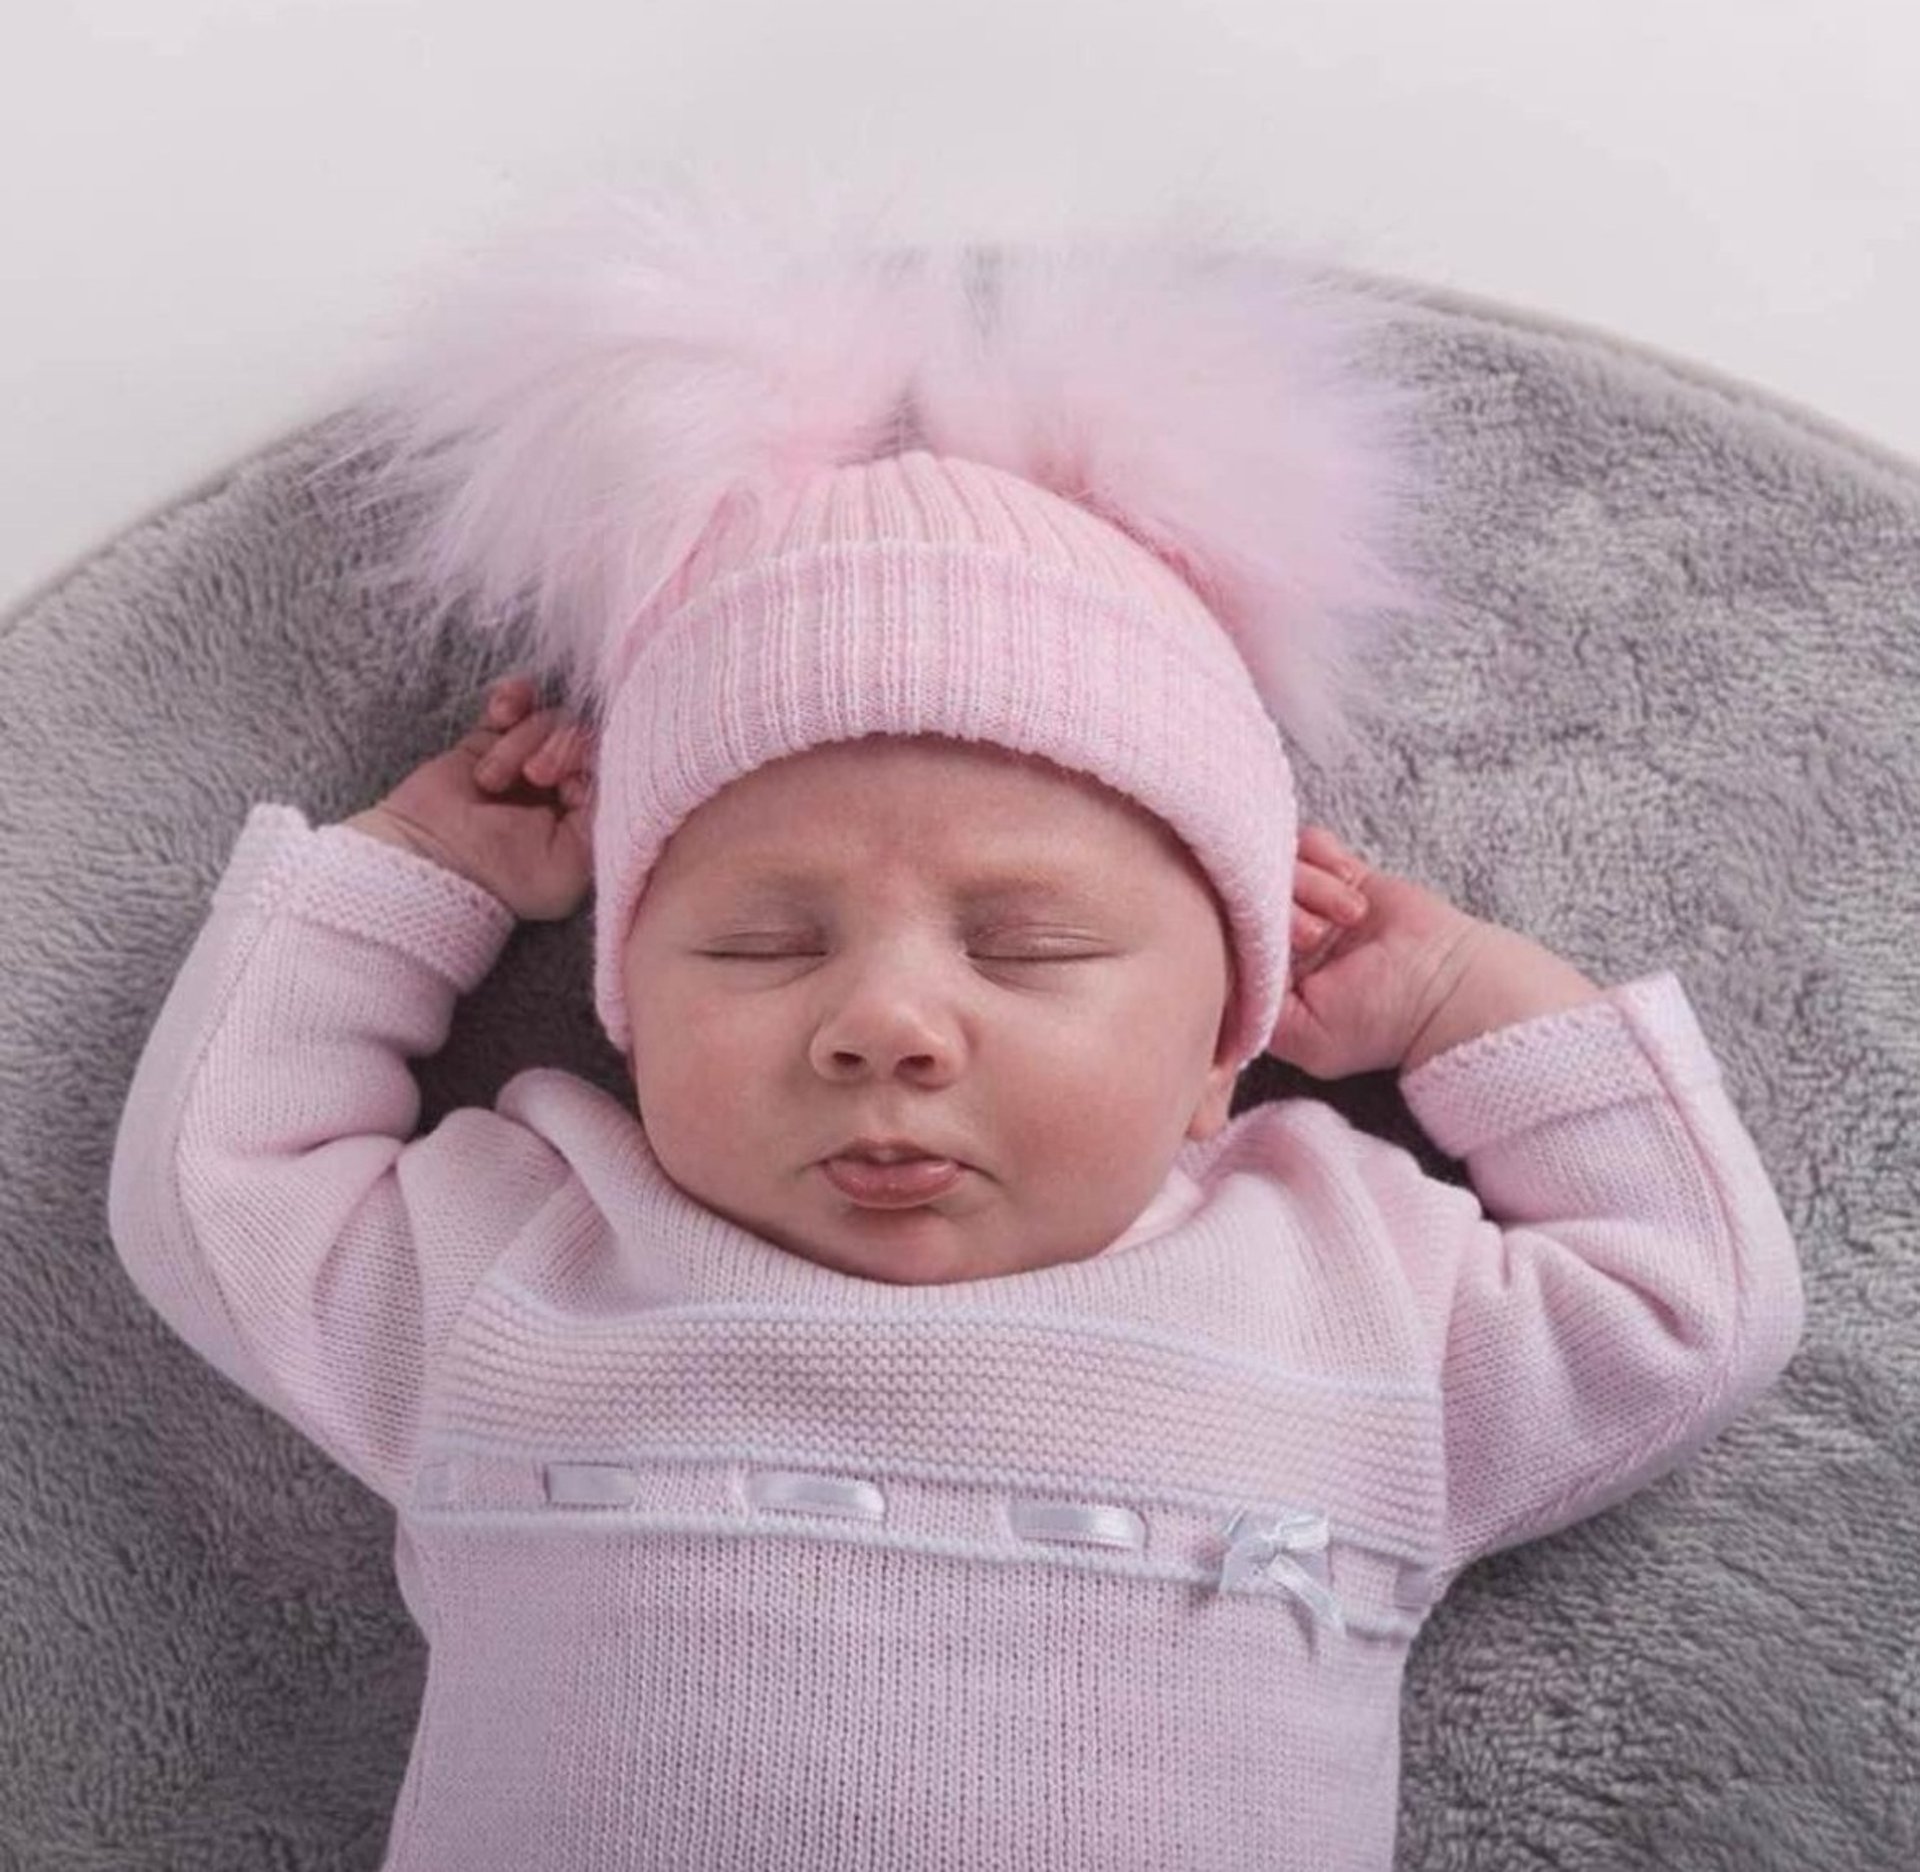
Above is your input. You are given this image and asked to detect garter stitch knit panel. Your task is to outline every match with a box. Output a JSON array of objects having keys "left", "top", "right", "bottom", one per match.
[{"left": 107, "top": 805, "right": 1805, "bottom": 1872}]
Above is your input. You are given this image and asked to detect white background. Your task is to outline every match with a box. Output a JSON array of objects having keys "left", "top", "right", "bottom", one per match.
[{"left": 7, "top": 0, "right": 1916, "bottom": 621}]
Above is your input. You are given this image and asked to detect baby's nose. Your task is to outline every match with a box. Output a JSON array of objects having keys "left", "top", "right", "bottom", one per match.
[{"left": 809, "top": 975, "right": 962, "bottom": 1082}]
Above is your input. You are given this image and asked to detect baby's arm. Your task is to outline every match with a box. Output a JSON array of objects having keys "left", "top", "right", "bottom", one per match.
[
  {"left": 106, "top": 802, "right": 570, "bottom": 1508},
  {"left": 1390, "top": 967, "right": 1805, "bottom": 1588},
  {"left": 1284, "top": 827, "right": 1803, "bottom": 1588}
]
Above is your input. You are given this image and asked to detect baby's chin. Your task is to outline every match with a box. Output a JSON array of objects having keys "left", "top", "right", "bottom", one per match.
[
  {"left": 741, "top": 1200, "right": 1103, "bottom": 1287},
  {"left": 759, "top": 1217, "right": 1030, "bottom": 1285},
  {"left": 653, "top": 1154, "right": 1118, "bottom": 1285}
]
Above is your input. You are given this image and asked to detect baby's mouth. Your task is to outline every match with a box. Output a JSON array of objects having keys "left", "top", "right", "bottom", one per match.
[{"left": 820, "top": 1154, "right": 964, "bottom": 1208}]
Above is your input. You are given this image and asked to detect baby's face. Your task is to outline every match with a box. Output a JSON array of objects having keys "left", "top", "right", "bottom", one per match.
[{"left": 621, "top": 736, "right": 1239, "bottom": 1284}]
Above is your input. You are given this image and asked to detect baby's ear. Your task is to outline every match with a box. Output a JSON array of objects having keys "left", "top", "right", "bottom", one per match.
[{"left": 1185, "top": 1056, "right": 1238, "bottom": 1142}]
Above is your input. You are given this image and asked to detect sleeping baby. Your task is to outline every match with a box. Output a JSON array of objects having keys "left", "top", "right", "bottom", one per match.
[{"left": 107, "top": 174, "right": 1804, "bottom": 1870}]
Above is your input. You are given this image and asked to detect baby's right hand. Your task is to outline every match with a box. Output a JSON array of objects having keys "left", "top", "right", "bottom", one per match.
[{"left": 345, "top": 673, "right": 597, "bottom": 922}]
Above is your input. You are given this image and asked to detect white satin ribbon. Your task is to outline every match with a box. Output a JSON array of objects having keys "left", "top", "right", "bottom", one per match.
[
  {"left": 1008, "top": 1499, "right": 1148, "bottom": 1551},
  {"left": 745, "top": 1470, "right": 888, "bottom": 1522},
  {"left": 1217, "top": 1507, "right": 1347, "bottom": 1634}
]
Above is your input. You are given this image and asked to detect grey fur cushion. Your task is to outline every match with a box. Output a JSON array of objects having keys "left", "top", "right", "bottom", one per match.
[{"left": 3, "top": 267, "right": 1913, "bottom": 1868}]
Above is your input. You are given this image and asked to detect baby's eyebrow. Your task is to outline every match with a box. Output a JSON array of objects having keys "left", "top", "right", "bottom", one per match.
[{"left": 715, "top": 865, "right": 1097, "bottom": 910}]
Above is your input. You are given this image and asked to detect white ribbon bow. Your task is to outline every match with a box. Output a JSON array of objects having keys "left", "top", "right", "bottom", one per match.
[{"left": 1216, "top": 1507, "right": 1347, "bottom": 1635}]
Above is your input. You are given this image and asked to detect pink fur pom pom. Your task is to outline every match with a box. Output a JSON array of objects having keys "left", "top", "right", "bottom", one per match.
[
  {"left": 309, "top": 167, "right": 1431, "bottom": 765},
  {"left": 912, "top": 205, "right": 1434, "bottom": 769},
  {"left": 308, "top": 164, "right": 945, "bottom": 725}
]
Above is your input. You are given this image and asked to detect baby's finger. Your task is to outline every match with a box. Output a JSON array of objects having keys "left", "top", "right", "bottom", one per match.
[
  {"left": 482, "top": 674, "right": 537, "bottom": 727},
  {"left": 476, "top": 710, "right": 562, "bottom": 789},
  {"left": 524, "top": 724, "right": 582, "bottom": 785},
  {"left": 1291, "top": 905, "right": 1347, "bottom": 967},
  {"left": 1299, "top": 824, "right": 1369, "bottom": 887},
  {"left": 1294, "top": 857, "right": 1370, "bottom": 926}
]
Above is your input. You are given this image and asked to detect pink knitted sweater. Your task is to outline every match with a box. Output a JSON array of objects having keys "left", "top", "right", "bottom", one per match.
[{"left": 107, "top": 802, "right": 1805, "bottom": 1871}]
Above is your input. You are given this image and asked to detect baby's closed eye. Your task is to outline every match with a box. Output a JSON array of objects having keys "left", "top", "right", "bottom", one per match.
[{"left": 698, "top": 944, "right": 1106, "bottom": 963}]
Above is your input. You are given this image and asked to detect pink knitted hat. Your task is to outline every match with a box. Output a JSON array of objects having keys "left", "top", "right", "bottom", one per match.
[{"left": 317, "top": 170, "right": 1429, "bottom": 1071}]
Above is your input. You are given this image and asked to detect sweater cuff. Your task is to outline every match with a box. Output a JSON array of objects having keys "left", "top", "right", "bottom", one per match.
[
  {"left": 1398, "top": 969, "right": 1724, "bottom": 1161},
  {"left": 215, "top": 801, "right": 519, "bottom": 994}
]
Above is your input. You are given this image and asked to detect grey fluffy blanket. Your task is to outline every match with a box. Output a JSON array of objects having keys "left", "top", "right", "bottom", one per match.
[{"left": 3, "top": 265, "right": 1914, "bottom": 1869}]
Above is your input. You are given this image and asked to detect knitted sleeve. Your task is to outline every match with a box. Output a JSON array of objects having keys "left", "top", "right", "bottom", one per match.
[
  {"left": 106, "top": 802, "right": 572, "bottom": 1509},
  {"left": 1392, "top": 970, "right": 1805, "bottom": 1586}
]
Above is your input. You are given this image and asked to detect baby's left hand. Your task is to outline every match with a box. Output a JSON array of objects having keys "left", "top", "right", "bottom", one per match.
[{"left": 1267, "top": 825, "right": 1485, "bottom": 1079}]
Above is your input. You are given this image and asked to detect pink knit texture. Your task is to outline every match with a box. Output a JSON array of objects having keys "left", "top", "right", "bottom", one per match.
[
  {"left": 593, "top": 450, "right": 1294, "bottom": 1065},
  {"left": 106, "top": 805, "right": 1806, "bottom": 1871}
]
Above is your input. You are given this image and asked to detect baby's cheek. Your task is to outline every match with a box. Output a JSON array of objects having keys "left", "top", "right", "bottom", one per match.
[
  {"left": 1017, "top": 1065, "right": 1156, "bottom": 1183},
  {"left": 626, "top": 1006, "right": 715, "bottom": 1126},
  {"left": 644, "top": 996, "right": 797, "bottom": 1135},
  {"left": 633, "top": 977, "right": 749, "bottom": 1058}
]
